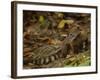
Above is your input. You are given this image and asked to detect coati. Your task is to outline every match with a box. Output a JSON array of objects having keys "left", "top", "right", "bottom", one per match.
[
  {"left": 30, "top": 26, "right": 90, "bottom": 66},
  {"left": 61, "top": 26, "right": 90, "bottom": 58}
]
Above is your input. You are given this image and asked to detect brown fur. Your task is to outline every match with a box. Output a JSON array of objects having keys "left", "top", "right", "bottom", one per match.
[{"left": 61, "top": 27, "right": 90, "bottom": 58}]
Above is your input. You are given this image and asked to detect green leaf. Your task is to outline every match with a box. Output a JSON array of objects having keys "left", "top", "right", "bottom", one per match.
[
  {"left": 79, "top": 59, "right": 91, "bottom": 66},
  {"left": 58, "top": 20, "right": 66, "bottom": 29},
  {"left": 39, "top": 16, "right": 44, "bottom": 23},
  {"left": 58, "top": 19, "right": 74, "bottom": 29},
  {"left": 65, "top": 20, "right": 74, "bottom": 24}
]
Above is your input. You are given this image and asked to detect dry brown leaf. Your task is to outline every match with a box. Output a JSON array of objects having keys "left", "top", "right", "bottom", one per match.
[{"left": 24, "top": 48, "right": 32, "bottom": 53}]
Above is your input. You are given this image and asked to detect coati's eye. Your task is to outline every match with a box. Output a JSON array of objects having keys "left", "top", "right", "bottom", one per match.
[
  {"left": 70, "top": 33, "right": 72, "bottom": 36},
  {"left": 69, "top": 33, "right": 74, "bottom": 37}
]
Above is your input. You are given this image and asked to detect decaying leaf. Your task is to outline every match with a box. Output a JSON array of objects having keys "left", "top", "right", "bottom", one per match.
[
  {"left": 56, "top": 13, "right": 64, "bottom": 18},
  {"left": 24, "top": 47, "right": 32, "bottom": 53},
  {"left": 58, "top": 19, "right": 74, "bottom": 29}
]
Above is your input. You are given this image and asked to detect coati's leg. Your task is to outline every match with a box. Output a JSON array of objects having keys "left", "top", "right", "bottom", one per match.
[
  {"left": 54, "top": 53, "right": 59, "bottom": 59},
  {"left": 73, "top": 45, "right": 79, "bottom": 54},
  {"left": 61, "top": 44, "right": 71, "bottom": 58}
]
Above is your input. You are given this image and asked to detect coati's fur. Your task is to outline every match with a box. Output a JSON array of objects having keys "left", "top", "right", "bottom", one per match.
[
  {"left": 61, "top": 26, "right": 90, "bottom": 58},
  {"left": 33, "top": 27, "right": 90, "bottom": 65}
]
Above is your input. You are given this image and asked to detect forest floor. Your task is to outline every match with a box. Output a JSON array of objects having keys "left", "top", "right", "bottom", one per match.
[{"left": 23, "top": 11, "right": 91, "bottom": 69}]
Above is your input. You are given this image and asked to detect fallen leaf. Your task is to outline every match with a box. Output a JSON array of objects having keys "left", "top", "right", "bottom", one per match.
[
  {"left": 39, "top": 16, "right": 44, "bottom": 23},
  {"left": 58, "top": 19, "right": 74, "bottom": 29}
]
